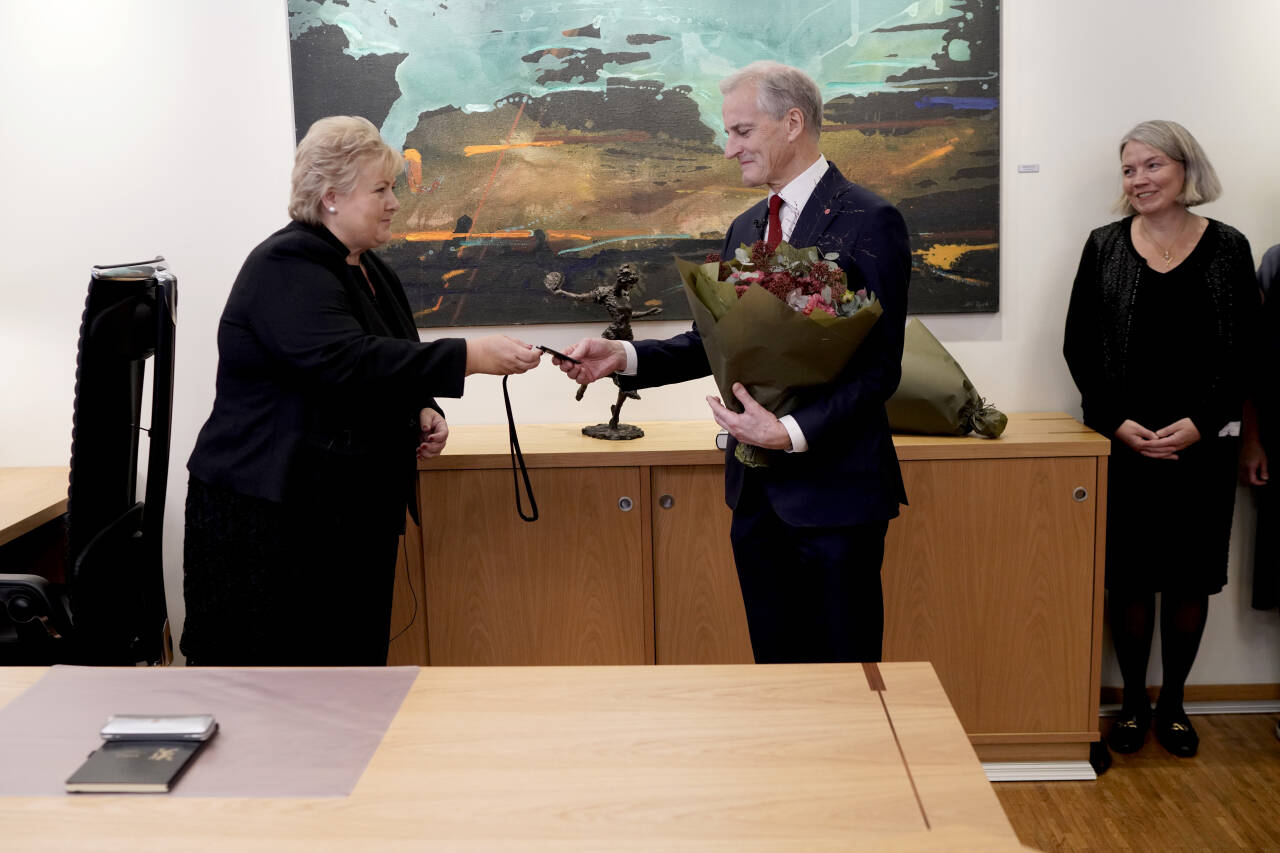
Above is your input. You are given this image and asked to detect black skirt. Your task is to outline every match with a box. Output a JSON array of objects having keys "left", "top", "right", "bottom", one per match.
[
  {"left": 180, "top": 469, "right": 403, "bottom": 666},
  {"left": 1105, "top": 436, "right": 1238, "bottom": 595}
]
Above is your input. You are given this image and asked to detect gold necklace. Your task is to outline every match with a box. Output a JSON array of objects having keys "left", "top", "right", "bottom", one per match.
[{"left": 1139, "top": 214, "right": 1189, "bottom": 267}]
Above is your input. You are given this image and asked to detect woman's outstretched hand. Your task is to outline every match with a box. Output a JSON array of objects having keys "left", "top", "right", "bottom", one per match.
[{"left": 465, "top": 335, "right": 542, "bottom": 376}]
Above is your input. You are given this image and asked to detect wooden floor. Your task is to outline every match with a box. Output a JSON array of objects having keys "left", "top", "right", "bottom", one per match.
[{"left": 996, "top": 715, "right": 1280, "bottom": 851}]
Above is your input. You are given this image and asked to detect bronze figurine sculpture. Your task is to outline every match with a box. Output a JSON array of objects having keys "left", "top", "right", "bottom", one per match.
[{"left": 545, "top": 263, "right": 661, "bottom": 440}]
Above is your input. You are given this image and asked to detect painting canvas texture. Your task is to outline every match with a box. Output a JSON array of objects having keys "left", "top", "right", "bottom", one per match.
[{"left": 288, "top": 0, "right": 999, "bottom": 328}]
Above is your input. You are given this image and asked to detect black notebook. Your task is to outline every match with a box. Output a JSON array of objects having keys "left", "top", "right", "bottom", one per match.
[{"left": 65, "top": 739, "right": 207, "bottom": 793}]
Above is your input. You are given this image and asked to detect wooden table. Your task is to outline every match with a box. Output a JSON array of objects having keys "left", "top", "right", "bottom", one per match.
[
  {"left": 0, "top": 663, "right": 1030, "bottom": 851},
  {"left": 396, "top": 413, "right": 1108, "bottom": 776},
  {"left": 0, "top": 467, "right": 68, "bottom": 546}
]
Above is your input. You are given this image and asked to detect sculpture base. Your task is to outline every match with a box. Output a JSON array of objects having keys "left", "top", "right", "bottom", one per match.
[{"left": 582, "top": 423, "right": 645, "bottom": 441}]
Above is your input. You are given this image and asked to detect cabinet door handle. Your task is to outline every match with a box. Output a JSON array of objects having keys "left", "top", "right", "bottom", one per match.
[
  {"left": 659, "top": 494, "right": 675, "bottom": 509},
  {"left": 618, "top": 496, "right": 634, "bottom": 512},
  {"left": 1072, "top": 486, "right": 1089, "bottom": 502}
]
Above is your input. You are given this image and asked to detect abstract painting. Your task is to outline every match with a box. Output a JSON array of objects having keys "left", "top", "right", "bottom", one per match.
[{"left": 288, "top": 0, "right": 999, "bottom": 327}]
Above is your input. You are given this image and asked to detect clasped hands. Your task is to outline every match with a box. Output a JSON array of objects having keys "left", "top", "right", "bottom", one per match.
[
  {"left": 553, "top": 338, "right": 791, "bottom": 450},
  {"left": 1114, "top": 417, "right": 1200, "bottom": 460}
]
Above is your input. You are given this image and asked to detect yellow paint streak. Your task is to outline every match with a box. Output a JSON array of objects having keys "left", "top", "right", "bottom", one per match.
[
  {"left": 463, "top": 141, "right": 564, "bottom": 157},
  {"left": 403, "top": 148, "right": 422, "bottom": 164},
  {"left": 892, "top": 137, "right": 959, "bottom": 176},
  {"left": 441, "top": 269, "right": 468, "bottom": 282},
  {"left": 915, "top": 242, "right": 998, "bottom": 270}
]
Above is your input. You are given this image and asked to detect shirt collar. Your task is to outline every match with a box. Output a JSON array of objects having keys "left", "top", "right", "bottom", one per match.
[{"left": 772, "top": 154, "right": 829, "bottom": 215}]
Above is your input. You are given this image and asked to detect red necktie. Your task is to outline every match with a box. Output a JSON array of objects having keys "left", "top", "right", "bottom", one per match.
[{"left": 765, "top": 194, "right": 784, "bottom": 252}]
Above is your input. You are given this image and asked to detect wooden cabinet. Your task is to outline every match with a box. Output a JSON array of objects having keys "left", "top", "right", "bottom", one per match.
[
  {"left": 390, "top": 414, "right": 1109, "bottom": 763},
  {"left": 883, "top": 455, "right": 1104, "bottom": 762},
  {"left": 416, "top": 467, "right": 650, "bottom": 665},
  {"left": 651, "top": 465, "right": 752, "bottom": 665}
]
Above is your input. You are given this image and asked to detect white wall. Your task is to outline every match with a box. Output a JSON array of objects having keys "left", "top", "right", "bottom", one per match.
[{"left": 2, "top": 0, "right": 1277, "bottom": 686}]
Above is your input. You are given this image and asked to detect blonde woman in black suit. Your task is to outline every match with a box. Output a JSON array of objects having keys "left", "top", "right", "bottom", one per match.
[{"left": 183, "top": 116, "right": 540, "bottom": 666}]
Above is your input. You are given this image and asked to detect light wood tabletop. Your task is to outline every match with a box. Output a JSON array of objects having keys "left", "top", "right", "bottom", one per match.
[
  {"left": 0, "top": 467, "right": 69, "bottom": 546},
  {"left": 0, "top": 663, "right": 1032, "bottom": 851},
  {"left": 420, "top": 412, "right": 1106, "bottom": 469}
]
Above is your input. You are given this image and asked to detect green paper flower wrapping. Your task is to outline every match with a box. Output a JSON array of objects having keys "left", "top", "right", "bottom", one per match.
[
  {"left": 675, "top": 241, "right": 883, "bottom": 466},
  {"left": 885, "top": 318, "right": 1007, "bottom": 438}
]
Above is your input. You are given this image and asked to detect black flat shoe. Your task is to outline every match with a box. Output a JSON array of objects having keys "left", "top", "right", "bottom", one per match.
[
  {"left": 1154, "top": 711, "right": 1199, "bottom": 757},
  {"left": 1106, "top": 709, "right": 1151, "bottom": 754}
]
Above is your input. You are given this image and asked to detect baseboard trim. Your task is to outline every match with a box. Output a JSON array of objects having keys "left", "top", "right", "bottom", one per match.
[
  {"left": 1100, "top": 699, "right": 1280, "bottom": 716},
  {"left": 982, "top": 760, "right": 1096, "bottom": 782},
  {"left": 1100, "top": 683, "right": 1280, "bottom": 704}
]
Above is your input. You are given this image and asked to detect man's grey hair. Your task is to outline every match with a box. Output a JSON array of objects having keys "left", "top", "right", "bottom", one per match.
[{"left": 720, "top": 61, "right": 823, "bottom": 139}]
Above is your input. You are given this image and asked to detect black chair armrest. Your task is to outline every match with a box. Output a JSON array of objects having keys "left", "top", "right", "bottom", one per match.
[{"left": 0, "top": 573, "right": 71, "bottom": 645}]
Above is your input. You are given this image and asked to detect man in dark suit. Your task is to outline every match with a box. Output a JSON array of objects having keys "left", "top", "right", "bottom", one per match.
[{"left": 557, "top": 61, "right": 911, "bottom": 663}]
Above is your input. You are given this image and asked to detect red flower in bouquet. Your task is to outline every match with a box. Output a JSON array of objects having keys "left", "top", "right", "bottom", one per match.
[
  {"left": 676, "top": 240, "right": 883, "bottom": 467},
  {"left": 705, "top": 240, "right": 873, "bottom": 318}
]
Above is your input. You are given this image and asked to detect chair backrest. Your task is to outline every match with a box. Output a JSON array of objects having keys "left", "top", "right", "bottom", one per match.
[{"left": 63, "top": 258, "right": 177, "bottom": 664}]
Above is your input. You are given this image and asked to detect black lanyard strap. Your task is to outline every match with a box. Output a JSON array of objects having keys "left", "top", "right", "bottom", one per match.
[{"left": 503, "top": 375, "right": 538, "bottom": 522}]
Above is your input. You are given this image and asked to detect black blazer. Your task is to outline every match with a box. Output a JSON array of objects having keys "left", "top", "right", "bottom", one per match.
[
  {"left": 629, "top": 162, "right": 911, "bottom": 527},
  {"left": 188, "top": 221, "right": 467, "bottom": 514}
]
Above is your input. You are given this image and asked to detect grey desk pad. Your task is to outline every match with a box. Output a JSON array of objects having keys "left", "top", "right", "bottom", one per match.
[{"left": 0, "top": 665, "right": 417, "bottom": 796}]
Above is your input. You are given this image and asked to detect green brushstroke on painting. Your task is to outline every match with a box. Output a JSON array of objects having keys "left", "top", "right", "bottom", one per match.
[{"left": 288, "top": 0, "right": 976, "bottom": 149}]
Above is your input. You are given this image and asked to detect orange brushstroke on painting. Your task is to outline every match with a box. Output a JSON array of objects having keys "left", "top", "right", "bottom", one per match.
[
  {"left": 442, "top": 101, "right": 529, "bottom": 324},
  {"left": 892, "top": 137, "right": 960, "bottom": 176},
  {"left": 394, "top": 229, "right": 658, "bottom": 242},
  {"left": 916, "top": 243, "right": 998, "bottom": 270},
  {"left": 441, "top": 269, "right": 468, "bottom": 283},
  {"left": 403, "top": 148, "right": 423, "bottom": 193},
  {"left": 464, "top": 141, "right": 563, "bottom": 157},
  {"left": 414, "top": 296, "right": 444, "bottom": 317},
  {"left": 398, "top": 230, "right": 535, "bottom": 241}
]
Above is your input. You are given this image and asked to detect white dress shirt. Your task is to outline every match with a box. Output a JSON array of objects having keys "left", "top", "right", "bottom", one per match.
[{"left": 622, "top": 155, "right": 831, "bottom": 453}]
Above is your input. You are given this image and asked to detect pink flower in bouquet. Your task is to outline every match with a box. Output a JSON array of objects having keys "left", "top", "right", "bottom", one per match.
[
  {"left": 706, "top": 240, "right": 872, "bottom": 319},
  {"left": 677, "top": 242, "right": 884, "bottom": 467}
]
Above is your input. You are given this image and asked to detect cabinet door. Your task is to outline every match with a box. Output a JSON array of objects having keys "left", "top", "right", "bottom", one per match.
[
  {"left": 651, "top": 466, "right": 753, "bottom": 664},
  {"left": 421, "top": 467, "right": 647, "bottom": 665},
  {"left": 882, "top": 457, "right": 1098, "bottom": 737}
]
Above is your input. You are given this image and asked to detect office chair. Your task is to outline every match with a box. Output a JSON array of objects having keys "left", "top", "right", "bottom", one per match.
[{"left": 0, "top": 258, "right": 177, "bottom": 665}]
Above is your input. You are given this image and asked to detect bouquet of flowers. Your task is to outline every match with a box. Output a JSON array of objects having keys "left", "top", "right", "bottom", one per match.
[
  {"left": 676, "top": 240, "right": 883, "bottom": 466},
  {"left": 886, "top": 318, "right": 1007, "bottom": 438},
  {"left": 713, "top": 241, "right": 874, "bottom": 318}
]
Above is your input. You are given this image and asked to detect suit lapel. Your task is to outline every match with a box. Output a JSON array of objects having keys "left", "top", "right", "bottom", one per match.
[{"left": 788, "top": 162, "right": 851, "bottom": 249}]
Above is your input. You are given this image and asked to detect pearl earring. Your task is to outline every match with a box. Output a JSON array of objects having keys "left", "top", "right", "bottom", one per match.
[{"left": 327, "top": 206, "right": 337, "bottom": 214}]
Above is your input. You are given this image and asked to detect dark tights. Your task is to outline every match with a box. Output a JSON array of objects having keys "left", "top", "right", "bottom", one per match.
[{"left": 1109, "top": 589, "right": 1210, "bottom": 716}]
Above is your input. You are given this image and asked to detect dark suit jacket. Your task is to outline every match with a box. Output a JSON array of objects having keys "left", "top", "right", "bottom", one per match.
[
  {"left": 628, "top": 162, "right": 911, "bottom": 527},
  {"left": 188, "top": 220, "right": 467, "bottom": 522}
]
